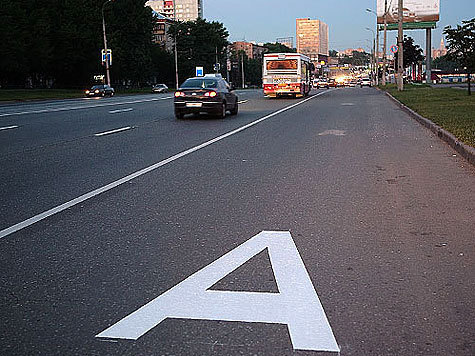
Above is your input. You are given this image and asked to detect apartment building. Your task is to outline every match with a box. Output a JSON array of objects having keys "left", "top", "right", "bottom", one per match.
[
  {"left": 146, "top": 0, "right": 203, "bottom": 22},
  {"left": 296, "top": 18, "right": 329, "bottom": 62}
]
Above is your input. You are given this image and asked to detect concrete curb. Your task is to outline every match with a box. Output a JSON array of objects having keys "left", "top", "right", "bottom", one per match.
[{"left": 382, "top": 90, "right": 475, "bottom": 167}]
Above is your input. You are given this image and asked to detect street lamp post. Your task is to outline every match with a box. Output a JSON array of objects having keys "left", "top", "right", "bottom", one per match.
[
  {"left": 382, "top": 0, "right": 388, "bottom": 86},
  {"left": 173, "top": 2, "right": 179, "bottom": 90},
  {"left": 366, "top": 8, "right": 379, "bottom": 85},
  {"left": 366, "top": 28, "right": 376, "bottom": 85},
  {"left": 102, "top": 0, "right": 114, "bottom": 86}
]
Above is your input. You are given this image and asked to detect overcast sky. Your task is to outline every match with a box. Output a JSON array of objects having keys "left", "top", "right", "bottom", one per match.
[{"left": 204, "top": 0, "right": 474, "bottom": 52}]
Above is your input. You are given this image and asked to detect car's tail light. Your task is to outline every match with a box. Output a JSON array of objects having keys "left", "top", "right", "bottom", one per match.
[
  {"left": 175, "top": 91, "right": 185, "bottom": 97},
  {"left": 204, "top": 91, "right": 217, "bottom": 97},
  {"left": 95, "top": 89, "right": 100, "bottom": 93}
]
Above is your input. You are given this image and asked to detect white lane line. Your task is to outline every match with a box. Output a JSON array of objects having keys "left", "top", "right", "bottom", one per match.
[
  {"left": 0, "top": 125, "right": 19, "bottom": 131},
  {"left": 0, "top": 97, "right": 173, "bottom": 118},
  {"left": 109, "top": 108, "right": 133, "bottom": 114},
  {"left": 237, "top": 100, "right": 249, "bottom": 104},
  {"left": 0, "top": 90, "right": 333, "bottom": 240},
  {"left": 94, "top": 126, "right": 132, "bottom": 137}
]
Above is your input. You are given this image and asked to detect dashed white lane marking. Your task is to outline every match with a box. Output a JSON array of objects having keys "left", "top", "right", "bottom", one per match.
[
  {"left": 0, "top": 90, "right": 334, "bottom": 239},
  {"left": 0, "top": 125, "right": 19, "bottom": 131},
  {"left": 94, "top": 126, "right": 133, "bottom": 137},
  {"left": 109, "top": 108, "right": 133, "bottom": 114},
  {"left": 341, "top": 103, "right": 355, "bottom": 106},
  {"left": 0, "top": 97, "right": 173, "bottom": 118},
  {"left": 318, "top": 130, "right": 346, "bottom": 136},
  {"left": 237, "top": 100, "right": 249, "bottom": 104}
]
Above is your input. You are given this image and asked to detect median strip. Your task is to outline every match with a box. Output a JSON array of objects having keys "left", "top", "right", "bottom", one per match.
[{"left": 94, "top": 126, "right": 132, "bottom": 137}]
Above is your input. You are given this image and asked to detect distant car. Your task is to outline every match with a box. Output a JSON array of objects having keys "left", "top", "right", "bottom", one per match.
[
  {"left": 85, "top": 84, "right": 114, "bottom": 97},
  {"left": 328, "top": 79, "right": 337, "bottom": 88},
  {"left": 316, "top": 79, "right": 330, "bottom": 89},
  {"left": 174, "top": 75, "right": 238, "bottom": 119},
  {"left": 152, "top": 84, "right": 168, "bottom": 93},
  {"left": 349, "top": 80, "right": 358, "bottom": 87},
  {"left": 360, "top": 78, "right": 371, "bottom": 87}
]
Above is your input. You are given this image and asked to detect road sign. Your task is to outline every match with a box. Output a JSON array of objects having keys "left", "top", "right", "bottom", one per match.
[
  {"left": 196, "top": 66, "right": 204, "bottom": 77},
  {"left": 96, "top": 231, "right": 339, "bottom": 352},
  {"left": 213, "top": 63, "right": 220, "bottom": 72},
  {"left": 390, "top": 45, "right": 399, "bottom": 54},
  {"left": 101, "top": 49, "right": 112, "bottom": 65}
]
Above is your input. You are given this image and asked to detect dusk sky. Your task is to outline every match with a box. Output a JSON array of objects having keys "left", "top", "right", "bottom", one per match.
[{"left": 204, "top": 0, "right": 475, "bottom": 52}]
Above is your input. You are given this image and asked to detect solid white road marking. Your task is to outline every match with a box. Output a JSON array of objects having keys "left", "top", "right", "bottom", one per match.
[
  {"left": 96, "top": 231, "right": 340, "bottom": 352},
  {"left": 0, "top": 90, "right": 334, "bottom": 239},
  {"left": 237, "top": 100, "right": 249, "bottom": 104},
  {"left": 0, "top": 97, "right": 173, "bottom": 117},
  {"left": 94, "top": 127, "right": 132, "bottom": 137},
  {"left": 109, "top": 108, "right": 133, "bottom": 114},
  {"left": 0, "top": 125, "right": 19, "bottom": 131}
]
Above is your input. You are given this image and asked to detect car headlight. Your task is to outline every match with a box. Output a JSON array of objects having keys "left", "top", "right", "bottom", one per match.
[{"left": 85, "top": 90, "right": 90, "bottom": 94}]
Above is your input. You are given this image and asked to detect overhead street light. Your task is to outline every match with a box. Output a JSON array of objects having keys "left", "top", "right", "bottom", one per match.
[
  {"left": 365, "top": 28, "right": 376, "bottom": 84},
  {"left": 366, "top": 8, "right": 379, "bottom": 85},
  {"left": 102, "top": 0, "right": 115, "bottom": 86}
]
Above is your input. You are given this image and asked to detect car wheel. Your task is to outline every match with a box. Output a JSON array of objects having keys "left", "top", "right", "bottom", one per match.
[
  {"left": 217, "top": 102, "right": 226, "bottom": 119},
  {"left": 230, "top": 100, "right": 238, "bottom": 115},
  {"left": 175, "top": 111, "right": 184, "bottom": 119}
]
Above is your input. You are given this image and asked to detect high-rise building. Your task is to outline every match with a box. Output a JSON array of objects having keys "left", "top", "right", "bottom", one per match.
[
  {"left": 432, "top": 37, "right": 447, "bottom": 59},
  {"left": 146, "top": 0, "right": 203, "bottom": 22},
  {"left": 296, "top": 18, "right": 329, "bottom": 61}
]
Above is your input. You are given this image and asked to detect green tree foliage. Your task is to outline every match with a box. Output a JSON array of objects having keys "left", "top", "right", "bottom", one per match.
[
  {"left": 263, "top": 43, "right": 295, "bottom": 53},
  {"left": 0, "top": 0, "right": 157, "bottom": 88},
  {"left": 432, "top": 55, "right": 459, "bottom": 72},
  {"left": 444, "top": 18, "right": 475, "bottom": 95},
  {"left": 394, "top": 35, "right": 424, "bottom": 69},
  {"left": 340, "top": 51, "right": 371, "bottom": 66},
  {"left": 169, "top": 18, "right": 229, "bottom": 85},
  {"left": 329, "top": 49, "right": 338, "bottom": 57}
]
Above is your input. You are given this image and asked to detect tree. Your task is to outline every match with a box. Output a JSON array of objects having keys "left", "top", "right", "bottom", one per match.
[
  {"left": 444, "top": 18, "right": 475, "bottom": 95},
  {"left": 432, "top": 55, "right": 459, "bottom": 72},
  {"left": 329, "top": 50, "right": 338, "bottom": 57},
  {"left": 263, "top": 43, "right": 295, "bottom": 53},
  {"left": 394, "top": 35, "right": 424, "bottom": 69},
  {"left": 169, "top": 19, "right": 229, "bottom": 84}
]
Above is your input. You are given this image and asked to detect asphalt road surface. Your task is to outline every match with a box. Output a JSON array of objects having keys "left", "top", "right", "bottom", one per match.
[{"left": 1, "top": 88, "right": 474, "bottom": 356}]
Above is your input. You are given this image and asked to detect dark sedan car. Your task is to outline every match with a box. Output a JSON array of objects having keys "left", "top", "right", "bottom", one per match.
[
  {"left": 85, "top": 84, "right": 114, "bottom": 97},
  {"left": 152, "top": 84, "right": 168, "bottom": 93},
  {"left": 174, "top": 75, "right": 238, "bottom": 119}
]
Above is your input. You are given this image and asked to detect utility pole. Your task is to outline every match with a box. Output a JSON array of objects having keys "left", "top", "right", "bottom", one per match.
[
  {"left": 173, "top": 2, "right": 179, "bottom": 89},
  {"left": 382, "top": 0, "right": 388, "bottom": 85},
  {"left": 426, "top": 29, "right": 432, "bottom": 84},
  {"left": 241, "top": 52, "right": 245, "bottom": 89},
  {"left": 397, "top": 0, "right": 404, "bottom": 91},
  {"left": 102, "top": 0, "right": 114, "bottom": 86}
]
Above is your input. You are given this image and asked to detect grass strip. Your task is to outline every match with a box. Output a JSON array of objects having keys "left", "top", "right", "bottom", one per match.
[{"left": 380, "top": 84, "right": 475, "bottom": 147}]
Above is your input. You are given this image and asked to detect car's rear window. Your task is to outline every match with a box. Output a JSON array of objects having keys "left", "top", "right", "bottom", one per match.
[
  {"left": 91, "top": 85, "right": 104, "bottom": 89},
  {"left": 181, "top": 79, "right": 218, "bottom": 89}
]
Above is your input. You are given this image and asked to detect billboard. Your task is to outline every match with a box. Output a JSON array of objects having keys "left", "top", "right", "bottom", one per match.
[{"left": 377, "top": 0, "right": 440, "bottom": 24}]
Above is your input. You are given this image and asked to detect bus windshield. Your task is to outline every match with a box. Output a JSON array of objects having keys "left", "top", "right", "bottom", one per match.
[{"left": 266, "top": 59, "right": 298, "bottom": 71}]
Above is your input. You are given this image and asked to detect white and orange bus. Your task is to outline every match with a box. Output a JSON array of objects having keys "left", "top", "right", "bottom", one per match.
[{"left": 262, "top": 53, "right": 313, "bottom": 98}]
